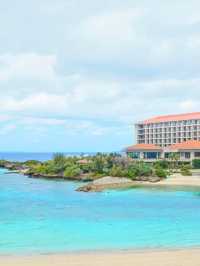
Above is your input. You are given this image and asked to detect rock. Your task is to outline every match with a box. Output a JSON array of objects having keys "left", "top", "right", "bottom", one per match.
[
  {"left": 134, "top": 176, "right": 161, "bottom": 182},
  {"left": 148, "top": 176, "right": 161, "bottom": 183},
  {"left": 76, "top": 176, "right": 135, "bottom": 192}
]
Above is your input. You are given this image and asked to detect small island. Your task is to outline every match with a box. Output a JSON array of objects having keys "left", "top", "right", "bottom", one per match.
[{"left": 1, "top": 153, "right": 200, "bottom": 192}]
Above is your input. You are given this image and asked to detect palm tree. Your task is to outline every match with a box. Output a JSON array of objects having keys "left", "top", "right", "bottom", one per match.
[{"left": 169, "top": 152, "right": 180, "bottom": 173}]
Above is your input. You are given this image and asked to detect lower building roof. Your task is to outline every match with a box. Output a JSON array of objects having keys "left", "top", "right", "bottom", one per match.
[
  {"left": 126, "top": 143, "right": 162, "bottom": 152},
  {"left": 168, "top": 140, "right": 200, "bottom": 151},
  {"left": 126, "top": 140, "right": 200, "bottom": 153}
]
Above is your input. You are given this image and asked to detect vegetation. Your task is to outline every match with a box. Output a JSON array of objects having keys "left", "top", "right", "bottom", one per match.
[
  {"left": 180, "top": 165, "right": 192, "bottom": 176},
  {"left": 25, "top": 154, "right": 167, "bottom": 180},
  {"left": 64, "top": 166, "right": 81, "bottom": 178},
  {"left": 192, "top": 159, "right": 200, "bottom": 169},
  {"left": 154, "top": 160, "right": 169, "bottom": 169},
  {"left": 154, "top": 166, "right": 167, "bottom": 178},
  {"left": 2, "top": 151, "right": 197, "bottom": 181},
  {"left": 168, "top": 153, "right": 180, "bottom": 173}
]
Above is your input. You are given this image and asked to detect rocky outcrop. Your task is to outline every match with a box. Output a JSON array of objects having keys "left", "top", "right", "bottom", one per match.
[
  {"left": 134, "top": 176, "right": 161, "bottom": 183},
  {"left": 77, "top": 176, "right": 135, "bottom": 192},
  {"left": 77, "top": 176, "right": 162, "bottom": 192}
]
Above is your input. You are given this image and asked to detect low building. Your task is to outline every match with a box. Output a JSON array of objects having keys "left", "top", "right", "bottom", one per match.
[
  {"left": 126, "top": 144, "right": 162, "bottom": 161},
  {"left": 165, "top": 140, "right": 200, "bottom": 162},
  {"left": 126, "top": 140, "right": 200, "bottom": 162}
]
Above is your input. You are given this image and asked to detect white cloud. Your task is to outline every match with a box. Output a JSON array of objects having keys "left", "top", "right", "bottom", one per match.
[
  {"left": 0, "top": 1, "right": 200, "bottom": 146},
  {"left": 0, "top": 93, "right": 67, "bottom": 114},
  {"left": 0, "top": 124, "right": 16, "bottom": 135},
  {"left": 0, "top": 53, "right": 57, "bottom": 81},
  {"left": 179, "top": 100, "right": 200, "bottom": 111},
  {"left": 0, "top": 73, "right": 199, "bottom": 126},
  {"left": 65, "top": 2, "right": 200, "bottom": 71}
]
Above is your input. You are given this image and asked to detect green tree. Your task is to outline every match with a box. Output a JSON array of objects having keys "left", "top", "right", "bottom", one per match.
[
  {"left": 192, "top": 159, "right": 200, "bottom": 169},
  {"left": 169, "top": 153, "right": 180, "bottom": 173},
  {"left": 64, "top": 165, "right": 81, "bottom": 178},
  {"left": 180, "top": 164, "right": 192, "bottom": 176}
]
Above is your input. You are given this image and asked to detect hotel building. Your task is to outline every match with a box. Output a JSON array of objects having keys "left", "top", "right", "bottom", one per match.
[
  {"left": 136, "top": 112, "right": 200, "bottom": 147},
  {"left": 126, "top": 112, "right": 200, "bottom": 162}
]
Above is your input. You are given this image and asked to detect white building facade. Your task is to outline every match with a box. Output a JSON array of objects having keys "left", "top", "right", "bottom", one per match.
[
  {"left": 126, "top": 112, "right": 200, "bottom": 162},
  {"left": 135, "top": 112, "right": 200, "bottom": 147}
]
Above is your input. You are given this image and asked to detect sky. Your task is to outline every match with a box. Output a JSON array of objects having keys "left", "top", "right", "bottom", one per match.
[{"left": 0, "top": 0, "right": 200, "bottom": 152}]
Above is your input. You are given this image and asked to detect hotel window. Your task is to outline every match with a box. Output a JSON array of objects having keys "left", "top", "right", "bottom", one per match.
[
  {"left": 129, "top": 152, "right": 140, "bottom": 159},
  {"left": 185, "top": 152, "right": 191, "bottom": 159},
  {"left": 195, "top": 152, "right": 200, "bottom": 158}
]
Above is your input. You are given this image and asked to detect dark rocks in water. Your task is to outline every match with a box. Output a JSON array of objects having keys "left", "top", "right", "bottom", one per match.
[
  {"left": 134, "top": 176, "right": 161, "bottom": 182},
  {"left": 77, "top": 175, "right": 162, "bottom": 192},
  {"left": 148, "top": 176, "right": 162, "bottom": 183},
  {"left": 77, "top": 185, "right": 98, "bottom": 192}
]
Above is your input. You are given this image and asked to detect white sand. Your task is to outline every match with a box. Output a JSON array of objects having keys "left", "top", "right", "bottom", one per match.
[
  {"left": 156, "top": 174, "right": 200, "bottom": 187},
  {"left": 1, "top": 249, "right": 200, "bottom": 266}
]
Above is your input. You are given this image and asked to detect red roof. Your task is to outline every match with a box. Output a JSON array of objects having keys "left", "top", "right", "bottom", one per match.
[
  {"left": 168, "top": 140, "right": 200, "bottom": 151},
  {"left": 126, "top": 143, "right": 162, "bottom": 151},
  {"left": 142, "top": 112, "right": 200, "bottom": 124}
]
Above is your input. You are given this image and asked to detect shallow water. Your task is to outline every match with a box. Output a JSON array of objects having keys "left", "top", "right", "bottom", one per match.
[{"left": 0, "top": 168, "right": 200, "bottom": 254}]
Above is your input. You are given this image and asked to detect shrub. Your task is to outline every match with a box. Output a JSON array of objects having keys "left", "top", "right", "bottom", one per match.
[
  {"left": 52, "top": 153, "right": 67, "bottom": 172},
  {"left": 91, "top": 173, "right": 106, "bottom": 178},
  {"left": 154, "top": 160, "right": 169, "bottom": 169},
  {"left": 136, "top": 163, "right": 153, "bottom": 177},
  {"left": 79, "top": 163, "right": 92, "bottom": 173},
  {"left": 180, "top": 165, "right": 192, "bottom": 176},
  {"left": 33, "top": 162, "right": 57, "bottom": 175},
  {"left": 109, "top": 165, "right": 126, "bottom": 177},
  {"left": 126, "top": 165, "right": 138, "bottom": 179},
  {"left": 192, "top": 159, "right": 200, "bottom": 169},
  {"left": 24, "top": 160, "right": 41, "bottom": 167},
  {"left": 64, "top": 166, "right": 81, "bottom": 178},
  {"left": 91, "top": 155, "right": 105, "bottom": 174},
  {"left": 154, "top": 167, "right": 167, "bottom": 178}
]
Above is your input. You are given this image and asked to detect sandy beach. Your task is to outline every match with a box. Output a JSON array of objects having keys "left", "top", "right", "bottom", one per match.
[
  {"left": 77, "top": 174, "right": 200, "bottom": 192},
  {"left": 1, "top": 249, "right": 200, "bottom": 266},
  {"left": 153, "top": 174, "right": 200, "bottom": 187}
]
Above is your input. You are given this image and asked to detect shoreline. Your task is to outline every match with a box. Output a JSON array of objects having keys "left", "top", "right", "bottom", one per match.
[
  {"left": 1, "top": 247, "right": 200, "bottom": 266},
  {"left": 77, "top": 174, "right": 200, "bottom": 192}
]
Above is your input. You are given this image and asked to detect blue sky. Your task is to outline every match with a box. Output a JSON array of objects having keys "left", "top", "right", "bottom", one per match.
[{"left": 0, "top": 0, "right": 200, "bottom": 152}]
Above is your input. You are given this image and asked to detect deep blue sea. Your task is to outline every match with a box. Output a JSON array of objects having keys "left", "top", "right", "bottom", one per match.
[
  {"left": 1, "top": 165, "right": 200, "bottom": 254},
  {"left": 0, "top": 152, "right": 97, "bottom": 162}
]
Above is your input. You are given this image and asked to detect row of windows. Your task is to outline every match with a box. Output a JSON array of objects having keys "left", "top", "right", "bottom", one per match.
[
  {"left": 140, "top": 126, "right": 200, "bottom": 133},
  {"left": 128, "top": 151, "right": 200, "bottom": 160},
  {"left": 141, "top": 119, "right": 200, "bottom": 128},
  {"left": 143, "top": 133, "right": 198, "bottom": 138},
  {"left": 139, "top": 137, "right": 200, "bottom": 145}
]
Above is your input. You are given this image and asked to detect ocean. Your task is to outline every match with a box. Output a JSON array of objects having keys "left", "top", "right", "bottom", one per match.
[
  {"left": 0, "top": 152, "right": 97, "bottom": 162},
  {"left": 0, "top": 168, "right": 200, "bottom": 254}
]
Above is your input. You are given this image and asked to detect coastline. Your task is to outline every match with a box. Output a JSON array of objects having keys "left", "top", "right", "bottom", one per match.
[
  {"left": 77, "top": 174, "right": 200, "bottom": 192},
  {"left": 1, "top": 248, "right": 200, "bottom": 266}
]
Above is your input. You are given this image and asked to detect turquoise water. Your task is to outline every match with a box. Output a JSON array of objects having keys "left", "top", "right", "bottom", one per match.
[{"left": 1, "top": 168, "right": 200, "bottom": 254}]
